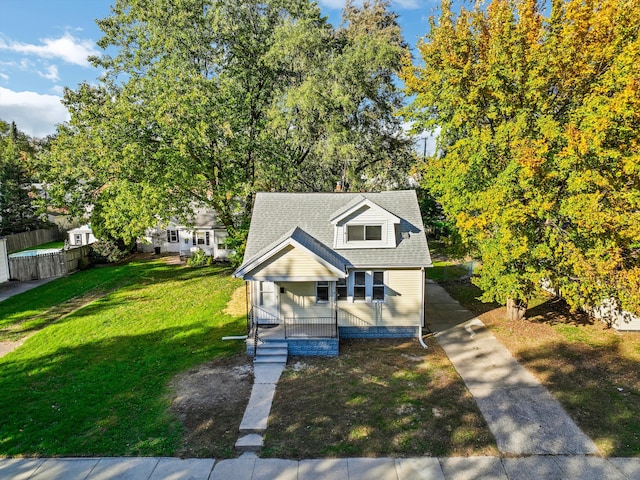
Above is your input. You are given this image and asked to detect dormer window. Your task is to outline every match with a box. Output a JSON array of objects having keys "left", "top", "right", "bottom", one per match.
[
  {"left": 331, "top": 196, "right": 401, "bottom": 250},
  {"left": 347, "top": 225, "right": 382, "bottom": 242}
]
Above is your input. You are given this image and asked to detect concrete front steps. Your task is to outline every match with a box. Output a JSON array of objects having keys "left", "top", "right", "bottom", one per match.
[
  {"left": 235, "top": 341, "right": 288, "bottom": 454},
  {"left": 253, "top": 341, "right": 288, "bottom": 365}
]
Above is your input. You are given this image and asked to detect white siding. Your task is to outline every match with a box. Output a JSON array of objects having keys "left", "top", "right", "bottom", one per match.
[
  {"left": 591, "top": 299, "right": 640, "bottom": 331},
  {"left": 337, "top": 269, "right": 423, "bottom": 327},
  {"left": 280, "top": 282, "right": 333, "bottom": 319},
  {"left": 246, "top": 245, "right": 337, "bottom": 280},
  {"left": 334, "top": 206, "right": 396, "bottom": 249},
  {"left": 67, "top": 226, "right": 96, "bottom": 246},
  {"left": 0, "top": 239, "right": 8, "bottom": 283}
]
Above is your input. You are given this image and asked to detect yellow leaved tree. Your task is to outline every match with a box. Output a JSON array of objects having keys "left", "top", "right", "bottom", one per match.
[{"left": 403, "top": 0, "right": 640, "bottom": 319}]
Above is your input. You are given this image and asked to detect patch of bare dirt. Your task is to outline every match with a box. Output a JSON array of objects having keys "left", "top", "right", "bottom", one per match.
[
  {"left": 223, "top": 285, "right": 247, "bottom": 317},
  {"left": 169, "top": 354, "right": 253, "bottom": 458}
]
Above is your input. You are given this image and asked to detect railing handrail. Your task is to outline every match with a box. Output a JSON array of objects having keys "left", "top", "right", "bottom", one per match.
[
  {"left": 284, "top": 316, "right": 338, "bottom": 338},
  {"left": 252, "top": 305, "right": 280, "bottom": 324},
  {"left": 337, "top": 308, "right": 374, "bottom": 327}
]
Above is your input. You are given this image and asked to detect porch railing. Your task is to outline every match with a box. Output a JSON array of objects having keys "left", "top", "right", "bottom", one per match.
[
  {"left": 252, "top": 305, "right": 280, "bottom": 325},
  {"left": 337, "top": 308, "right": 375, "bottom": 327},
  {"left": 284, "top": 317, "right": 338, "bottom": 338},
  {"left": 247, "top": 306, "right": 283, "bottom": 359}
]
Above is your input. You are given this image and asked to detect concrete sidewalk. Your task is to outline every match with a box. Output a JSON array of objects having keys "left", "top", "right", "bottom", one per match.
[
  {"left": 0, "top": 277, "right": 60, "bottom": 303},
  {"left": 425, "top": 281, "right": 598, "bottom": 456},
  {"left": 2, "top": 455, "right": 639, "bottom": 479}
]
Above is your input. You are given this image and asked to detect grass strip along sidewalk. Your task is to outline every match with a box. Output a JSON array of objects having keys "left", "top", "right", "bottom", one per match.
[{"left": 0, "top": 258, "right": 246, "bottom": 457}]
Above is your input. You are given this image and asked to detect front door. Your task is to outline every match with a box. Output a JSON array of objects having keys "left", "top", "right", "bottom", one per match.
[{"left": 256, "top": 281, "right": 279, "bottom": 323}]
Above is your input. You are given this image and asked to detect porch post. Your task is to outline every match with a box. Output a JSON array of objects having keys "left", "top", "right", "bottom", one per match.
[{"left": 245, "top": 281, "right": 250, "bottom": 334}]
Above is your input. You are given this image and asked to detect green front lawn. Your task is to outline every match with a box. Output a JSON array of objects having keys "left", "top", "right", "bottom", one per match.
[
  {"left": 0, "top": 259, "right": 246, "bottom": 457},
  {"left": 264, "top": 338, "right": 498, "bottom": 459}
]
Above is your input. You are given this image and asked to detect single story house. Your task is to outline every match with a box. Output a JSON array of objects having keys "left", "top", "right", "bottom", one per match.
[
  {"left": 67, "top": 224, "right": 97, "bottom": 247},
  {"left": 138, "top": 208, "right": 230, "bottom": 260},
  {"left": 0, "top": 238, "right": 9, "bottom": 283},
  {"left": 233, "top": 190, "right": 432, "bottom": 356}
]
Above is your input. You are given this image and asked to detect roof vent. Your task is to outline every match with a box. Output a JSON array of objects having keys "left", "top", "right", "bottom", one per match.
[{"left": 402, "top": 232, "right": 411, "bottom": 240}]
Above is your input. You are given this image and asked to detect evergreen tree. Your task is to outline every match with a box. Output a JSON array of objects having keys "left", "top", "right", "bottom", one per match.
[{"left": 0, "top": 121, "right": 46, "bottom": 235}]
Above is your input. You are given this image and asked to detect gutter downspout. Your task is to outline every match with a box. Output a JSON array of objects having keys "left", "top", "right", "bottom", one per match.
[{"left": 418, "top": 267, "right": 428, "bottom": 350}]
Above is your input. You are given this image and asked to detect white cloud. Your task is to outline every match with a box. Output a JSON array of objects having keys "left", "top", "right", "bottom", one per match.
[
  {"left": 0, "top": 87, "right": 69, "bottom": 137},
  {"left": 0, "top": 72, "right": 8, "bottom": 82},
  {"left": 37, "top": 65, "right": 60, "bottom": 82},
  {"left": 0, "top": 32, "right": 98, "bottom": 67}
]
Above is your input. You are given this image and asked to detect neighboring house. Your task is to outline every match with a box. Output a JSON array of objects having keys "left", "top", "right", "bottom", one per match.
[
  {"left": 138, "top": 208, "right": 230, "bottom": 259},
  {"left": 0, "top": 238, "right": 8, "bottom": 283},
  {"left": 233, "top": 190, "right": 432, "bottom": 356},
  {"left": 67, "top": 224, "right": 97, "bottom": 247},
  {"left": 589, "top": 299, "right": 640, "bottom": 331}
]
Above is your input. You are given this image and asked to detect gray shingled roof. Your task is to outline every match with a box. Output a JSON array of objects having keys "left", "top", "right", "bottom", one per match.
[{"left": 241, "top": 190, "right": 432, "bottom": 269}]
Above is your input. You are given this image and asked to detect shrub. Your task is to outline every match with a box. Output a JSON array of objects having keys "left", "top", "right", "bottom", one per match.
[
  {"left": 90, "top": 239, "right": 130, "bottom": 264},
  {"left": 186, "top": 248, "right": 208, "bottom": 267}
]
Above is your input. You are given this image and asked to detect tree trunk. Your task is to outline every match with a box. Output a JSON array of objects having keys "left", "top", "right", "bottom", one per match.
[{"left": 506, "top": 298, "right": 528, "bottom": 321}]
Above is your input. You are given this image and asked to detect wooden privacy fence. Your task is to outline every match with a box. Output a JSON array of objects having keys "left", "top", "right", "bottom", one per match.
[
  {"left": 8, "top": 246, "right": 91, "bottom": 281},
  {"left": 5, "top": 228, "right": 61, "bottom": 253}
]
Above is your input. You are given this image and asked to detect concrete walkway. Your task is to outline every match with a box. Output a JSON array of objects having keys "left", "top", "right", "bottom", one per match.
[
  {"left": 425, "top": 281, "right": 599, "bottom": 456},
  {"left": 0, "top": 276, "right": 60, "bottom": 303},
  {"left": 2, "top": 455, "right": 639, "bottom": 479},
  {"left": 235, "top": 363, "right": 286, "bottom": 453}
]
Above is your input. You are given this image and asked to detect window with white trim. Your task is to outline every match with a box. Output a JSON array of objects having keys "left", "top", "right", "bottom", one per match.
[
  {"left": 336, "top": 277, "right": 347, "bottom": 301},
  {"left": 353, "top": 271, "right": 366, "bottom": 300},
  {"left": 167, "top": 230, "right": 178, "bottom": 243},
  {"left": 258, "top": 281, "right": 275, "bottom": 307},
  {"left": 345, "top": 271, "right": 386, "bottom": 302},
  {"left": 192, "top": 231, "right": 210, "bottom": 246},
  {"left": 316, "top": 281, "right": 329, "bottom": 303},
  {"left": 372, "top": 271, "right": 385, "bottom": 301},
  {"left": 347, "top": 225, "right": 382, "bottom": 242}
]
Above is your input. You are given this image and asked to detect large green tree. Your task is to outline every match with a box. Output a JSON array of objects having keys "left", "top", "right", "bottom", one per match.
[
  {"left": 41, "top": 0, "right": 412, "bottom": 255},
  {"left": 0, "top": 121, "right": 47, "bottom": 235},
  {"left": 402, "top": 0, "right": 640, "bottom": 318}
]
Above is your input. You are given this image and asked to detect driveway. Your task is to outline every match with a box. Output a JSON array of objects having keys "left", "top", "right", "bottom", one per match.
[{"left": 425, "top": 280, "right": 598, "bottom": 455}]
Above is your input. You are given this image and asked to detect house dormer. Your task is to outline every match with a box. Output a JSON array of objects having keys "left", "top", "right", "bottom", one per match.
[{"left": 330, "top": 196, "right": 400, "bottom": 249}]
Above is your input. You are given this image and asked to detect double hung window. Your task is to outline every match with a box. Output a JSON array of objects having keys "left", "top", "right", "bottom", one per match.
[
  {"left": 372, "top": 271, "right": 385, "bottom": 301},
  {"left": 336, "top": 278, "right": 347, "bottom": 301},
  {"left": 340, "top": 271, "right": 385, "bottom": 302},
  {"left": 167, "top": 230, "right": 178, "bottom": 243},
  {"left": 316, "top": 281, "right": 329, "bottom": 303},
  {"left": 192, "top": 231, "right": 211, "bottom": 246},
  {"left": 353, "top": 272, "right": 366, "bottom": 300},
  {"left": 259, "top": 281, "right": 275, "bottom": 307},
  {"left": 347, "top": 225, "right": 382, "bottom": 242}
]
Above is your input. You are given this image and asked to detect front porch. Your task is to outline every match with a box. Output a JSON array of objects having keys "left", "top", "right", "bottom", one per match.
[
  {"left": 246, "top": 306, "right": 420, "bottom": 358},
  {"left": 247, "top": 308, "right": 340, "bottom": 357}
]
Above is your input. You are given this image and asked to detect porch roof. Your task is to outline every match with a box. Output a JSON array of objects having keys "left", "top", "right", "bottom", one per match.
[{"left": 233, "top": 227, "right": 347, "bottom": 281}]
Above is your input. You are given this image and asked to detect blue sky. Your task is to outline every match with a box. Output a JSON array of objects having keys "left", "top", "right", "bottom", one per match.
[{"left": 0, "top": 0, "right": 441, "bottom": 138}]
